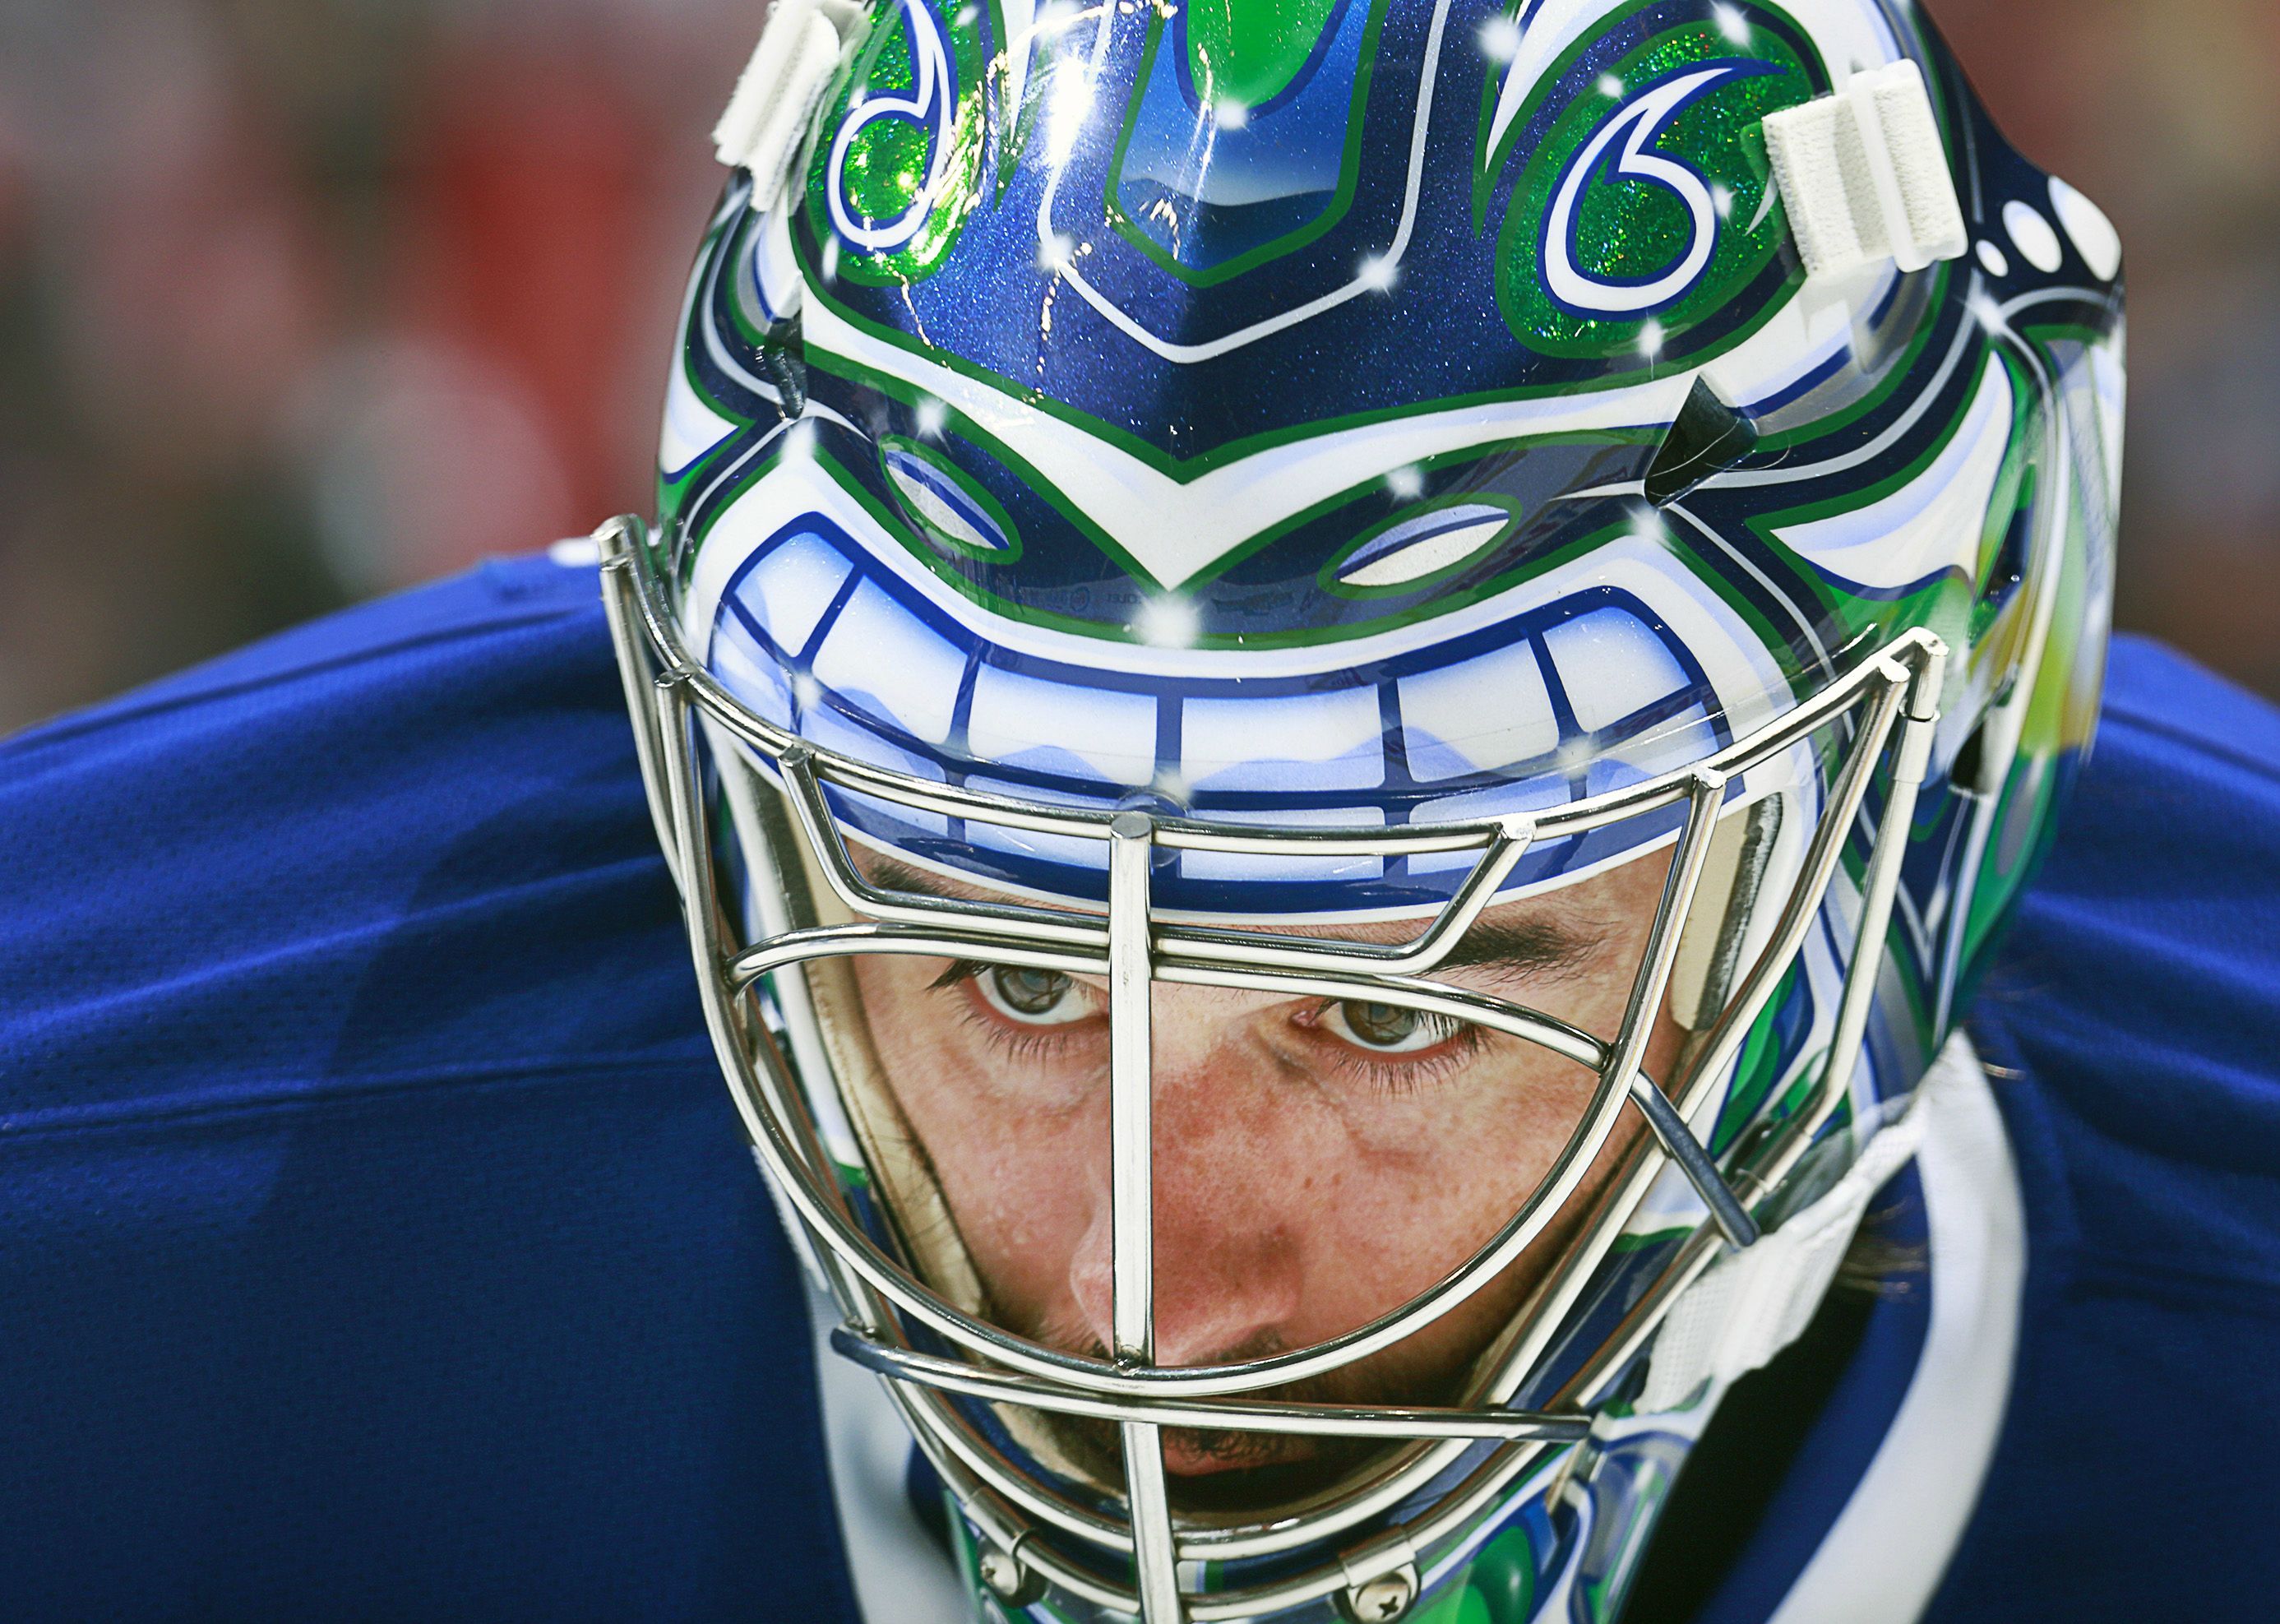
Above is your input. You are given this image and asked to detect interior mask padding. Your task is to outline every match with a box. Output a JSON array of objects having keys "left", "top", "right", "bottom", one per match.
[
  {"left": 716, "top": 738, "right": 992, "bottom": 1320},
  {"left": 1671, "top": 795, "right": 1785, "bottom": 1034}
]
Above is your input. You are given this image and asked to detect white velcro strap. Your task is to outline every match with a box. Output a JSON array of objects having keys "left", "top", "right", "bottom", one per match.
[
  {"left": 1636, "top": 1048, "right": 1962, "bottom": 1413},
  {"left": 714, "top": 0, "right": 848, "bottom": 214},
  {"left": 1762, "top": 59, "right": 1967, "bottom": 278}
]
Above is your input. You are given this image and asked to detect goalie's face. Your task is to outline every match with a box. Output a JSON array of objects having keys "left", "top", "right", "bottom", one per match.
[{"left": 850, "top": 851, "right": 1683, "bottom": 1494}]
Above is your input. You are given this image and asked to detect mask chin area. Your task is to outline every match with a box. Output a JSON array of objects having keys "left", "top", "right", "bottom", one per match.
[{"left": 709, "top": 729, "right": 1144, "bottom": 1494}]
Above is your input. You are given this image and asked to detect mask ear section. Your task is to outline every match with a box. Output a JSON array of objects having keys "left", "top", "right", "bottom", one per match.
[
  {"left": 711, "top": 734, "right": 992, "bottom": 1308},
  {"left": 1644, "top": 376, "right": 1760, "bottom": 507},
  {"left": 715, "top": 752, "right": 1108, "bottom": 1488},
  {"left": 735, "top": 748, "right": 845, "bottom": 935},
  {"left": 1668, "top": 794, "right": 1784, "bottom": 1033}
]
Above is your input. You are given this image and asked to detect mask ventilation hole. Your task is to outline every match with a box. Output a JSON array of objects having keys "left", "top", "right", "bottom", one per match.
[{"left": 1644, "top": 377, "right": 1760, "bottom": 507}]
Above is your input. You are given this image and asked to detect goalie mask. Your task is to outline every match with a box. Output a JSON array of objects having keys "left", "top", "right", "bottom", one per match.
[{"left": 600, "top": 0, "right": 2123, "bottom": 1617}]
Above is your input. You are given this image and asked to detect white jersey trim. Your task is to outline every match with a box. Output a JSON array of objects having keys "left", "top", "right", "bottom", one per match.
[
  {"left": 1764, "top": 1032, "right": 2025, "bottom": 1624},
  {"left": 807, "top": 1281, "right": 975, "bottom": 1624}
]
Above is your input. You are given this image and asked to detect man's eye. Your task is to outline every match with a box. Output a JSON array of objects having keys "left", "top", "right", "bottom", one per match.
[
  {"left": 974, "top": 965, "right": 1091, "bottom": 1025},
  {"left": 1320, "top": 999, "right": 1467, "bottom": 1054}
]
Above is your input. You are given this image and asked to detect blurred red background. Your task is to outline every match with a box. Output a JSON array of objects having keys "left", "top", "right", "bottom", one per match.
[{"left": 1, "top": 0, "right": 2273, "bottom": 731}]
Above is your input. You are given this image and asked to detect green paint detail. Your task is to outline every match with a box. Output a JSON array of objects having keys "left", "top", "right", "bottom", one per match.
[
  {"left": 1417, "top": 1525, "right": 1538, "bottom": 1624},
  {"left": 804, "top": 0, "right": 992, "bottom": 287},
  {"left": 1186, "top": 0, "right": 1344, "bottom": 108},
  {"left": 1969, "top": 348, "right": 2047, "bottom": 638},
  {"left": 1957, "top": 362, "right": 2102, "bottom": 977},
  {"left": 1103, "top": 0, "right": 1390, "bottom": 288},
  {"left": 879, "top": 433, "right": 1027, "bottom": 562},
  {"left": 815, "top": 438, "right": 1176, "bottom": 641},
  {"left": 1490, "top": 8, "right": 1820, "bottom": 359},
  {"left": 1709, "top": 963, "right": 1800, "bottom": 1154},
  {"left": 691, "top": 441, "right": 787, "bottom": 551},
  {"left": 658, "top": 215, "right": 777, "bottom": 550},
  {"left": 984, "top": 0, "right": 1020, "bottom": 196},
  {"left": 1774, "top": 1053, "right": 1828, "bottom": 1125},
  {"left": 659, "top": 381, "right": 749, "bottom": 513},
  {"left": 802, "top": 347, "right": 1160, "bottom": 590},
  {"left": 786, "top": 6, "right": 1832, "bottom": 475},
  {"left": 2019, "top": 326, "right": 2116, "bottom": 752},
  {"left": 1849, "top": 578, "right": 1965, "bottom": 670},
  {"left": 1612, "top": 1223, "right": 1693, "bottom": 1253},
  {"left": 661, "top": 416, "right": 802, "bottom": 590},
  {"left": 946, "top": 1506, "right": 991, "bottom": 1614},
  {"left": 1174, "top": 466, "right": 1639, "bottom": 622},
  {"left": 1319, "top": 493, "right": 1524, "bottom": 599},
  {"left": 2020, "top": 318, "right": 2122, "bottom": 352}
]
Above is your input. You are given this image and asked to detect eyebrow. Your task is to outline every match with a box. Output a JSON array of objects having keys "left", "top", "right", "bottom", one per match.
[
  {"left": 865, "top": 859, "right": 1602, "bottom": 988},
  {"left": 1408, "top": 917, "right": 1602, "bottom": 986}
]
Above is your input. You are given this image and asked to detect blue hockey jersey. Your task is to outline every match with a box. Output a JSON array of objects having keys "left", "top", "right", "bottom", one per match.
[{"left": 3, "top": 551, "right": 2278, "bottom": 1622}]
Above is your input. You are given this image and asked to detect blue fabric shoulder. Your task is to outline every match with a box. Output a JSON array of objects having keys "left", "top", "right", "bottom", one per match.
[
  {"left": 1936, "top": 636, "right": 2280, "bottom": 1621},
  {"left": 0, "top": 554, "right": 861, "bottom": 1622}
]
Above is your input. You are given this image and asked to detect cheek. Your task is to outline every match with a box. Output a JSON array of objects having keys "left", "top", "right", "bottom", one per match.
[
  {"left": 1326, "top": 1071, "right": 1653, "bottom": 1391},
  {"left": 1334, "top": 1043, "right": 1602, "bottom": 1190},
  {"left": 1302, "top": 1052, "right": 1606, "bottom": 1319}
]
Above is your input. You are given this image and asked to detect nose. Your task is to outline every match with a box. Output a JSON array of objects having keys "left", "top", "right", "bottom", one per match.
[{"left": 1065, "top": 995, "right": 1316, "bottom": 1367}]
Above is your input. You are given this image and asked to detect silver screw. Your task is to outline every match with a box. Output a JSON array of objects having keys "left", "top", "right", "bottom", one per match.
[
  {"left": 978, "top": 1547, "right": 1045, "bottom": 1608},
  {"left": 1339, "top": 1570, "right": 1417, "bottom": 1622}
]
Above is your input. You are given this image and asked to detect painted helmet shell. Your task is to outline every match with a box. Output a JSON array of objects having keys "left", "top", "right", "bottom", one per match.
[{"left": 626, "top": 0, "right": 2124, "bottom": 1615}]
